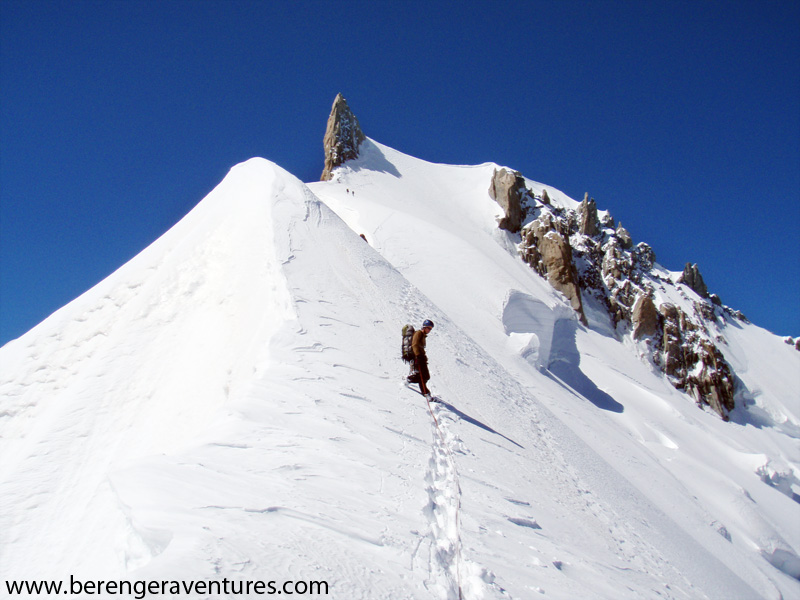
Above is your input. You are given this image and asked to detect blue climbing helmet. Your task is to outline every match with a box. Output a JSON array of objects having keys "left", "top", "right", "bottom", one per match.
[{"left": 423, "top": 319, "right": 434, "bottom": 329}]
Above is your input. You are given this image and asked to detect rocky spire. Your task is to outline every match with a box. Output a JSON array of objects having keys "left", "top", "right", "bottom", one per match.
[
  {"left": 321, "top": 94, "right": 366, "bottom": 181},
  {"left": 578, "top": 193, "right": 600, "bottom": 237},
  {"left": 678, "top": 263, "right": 709, "bottom": 298},
  {"left": 488, "top": 168, "right": 528, "bottom": 233},
  {"left": 615, "top": 222, "right": 633, "bottom": 249}
]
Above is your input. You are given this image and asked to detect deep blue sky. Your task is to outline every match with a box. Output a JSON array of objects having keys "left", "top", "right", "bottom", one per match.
[{"left": 1, "top": 0, "right": 798, "bottom": 344}]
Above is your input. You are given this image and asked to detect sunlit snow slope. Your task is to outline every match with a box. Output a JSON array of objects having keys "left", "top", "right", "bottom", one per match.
[
  {"left": 309, "top": 139, "right": 800, "bottom": 598},
  {"left": 0, "top": 146, "right": 797, "bottom": 600}
]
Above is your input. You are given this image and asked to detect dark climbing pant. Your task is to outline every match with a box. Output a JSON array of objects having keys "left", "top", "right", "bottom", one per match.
[{"left": 407, "top": 356, "right": 430, "bottom": 392}]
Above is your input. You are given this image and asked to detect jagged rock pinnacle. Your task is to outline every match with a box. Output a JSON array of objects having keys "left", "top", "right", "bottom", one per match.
[
  {"left": 678, "top": 263, "right": 709, "bottom": 298},
  {"left": 578, "top": 193, "right": 600, "bottom": 237},
  {"left": 488, "top": 168, "right": 528, "bottom": 233},
  {"left": 321, "top": 94, "right": 366, "bottom": 181}
]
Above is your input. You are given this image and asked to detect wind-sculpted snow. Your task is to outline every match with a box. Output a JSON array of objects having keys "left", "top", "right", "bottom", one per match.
[
  {"left": 501, "top": 289, "right": 574, "bottom": 370},
  {"left": 1, "top": 150, "right": 798, "bottom": 599}
]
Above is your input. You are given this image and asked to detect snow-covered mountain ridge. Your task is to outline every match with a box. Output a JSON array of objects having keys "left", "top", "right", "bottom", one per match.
[
  {"left": 0, "top": 98, "right": 798, "bottom": 599},
  {"left": 314, "top": 95, "right": 793, "bottom": 423}
]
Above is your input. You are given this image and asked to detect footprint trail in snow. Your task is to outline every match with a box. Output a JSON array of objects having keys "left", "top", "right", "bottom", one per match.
[{"left": 423, "top": 398, "right": 501, "bottom": 600}]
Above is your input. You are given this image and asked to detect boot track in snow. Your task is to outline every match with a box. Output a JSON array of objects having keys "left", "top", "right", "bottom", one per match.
[
  {"left": 423, "top": 393, "right": 465, "bottom": 600},
  {"left": 405, "top": 382, "right": 506, "bottom": 599}
]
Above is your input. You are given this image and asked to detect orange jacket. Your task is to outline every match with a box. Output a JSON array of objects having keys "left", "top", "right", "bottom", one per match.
[{"left": 411, "top": 329, "right": 427, "bottom": 359}]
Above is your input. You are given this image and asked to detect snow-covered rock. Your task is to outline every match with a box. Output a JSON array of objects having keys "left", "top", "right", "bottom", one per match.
[
  {"left": 520, "top": 212, "right": 587, "bottom": 325},
  {"left": 485, "top": 157, "right": 741, "bottom": 419}
]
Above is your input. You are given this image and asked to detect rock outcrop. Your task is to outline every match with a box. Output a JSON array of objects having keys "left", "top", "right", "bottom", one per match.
[
  {"left": 632, "top": 294, "right": 659, "bottom": 339},
  {"left": 520, "top": 213, "right": 587, "bottom": 324},
  {"left": 321, "top": 94, "right": 366, "bottom": 181},
  {"left": 615, "top": 223, "right": 632, "bottom": 249},
  {"left": 489, "top": 168, "right": 529, "bottom": 233},
  {"left": 490, "top": 173, "right": 742, "bottom": 419},
  {"left": 578, "top": 194, "right": 600, "bottom": 237},
  {"left": 657, "top": 303, "right": 736, "bottom": 418},
  {"left": 678, "top": 263, "right": 709, "bottom": 298}
]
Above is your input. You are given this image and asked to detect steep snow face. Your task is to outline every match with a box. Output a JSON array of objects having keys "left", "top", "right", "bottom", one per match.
[
  {"left": 1, "top": 148, "right": 797, "bottom": 600},
  {"left": 309, "top": 138, "right": 800, "bottom": 597}
]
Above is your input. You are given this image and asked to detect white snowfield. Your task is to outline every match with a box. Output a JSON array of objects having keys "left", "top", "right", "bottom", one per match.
[{"left": 1, "top": 141, "right": 798, "bottom": 599}]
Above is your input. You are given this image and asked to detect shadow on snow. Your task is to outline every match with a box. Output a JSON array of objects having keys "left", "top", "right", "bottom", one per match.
[
  {"left": 438, "top": 400, "right": 525, "bottom": 450},
  {"left": 546, "top": 319, "right": 624, "bottom": 414}
]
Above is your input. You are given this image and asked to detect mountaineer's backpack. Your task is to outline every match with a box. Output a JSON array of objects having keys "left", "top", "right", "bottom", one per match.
[{"left": 401, "top": 324, "right": 415, "bottom": 363}]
